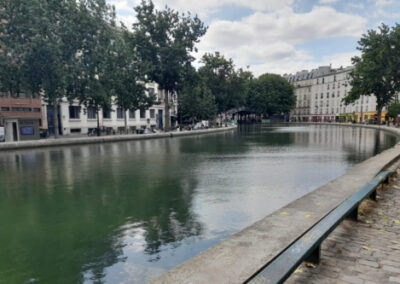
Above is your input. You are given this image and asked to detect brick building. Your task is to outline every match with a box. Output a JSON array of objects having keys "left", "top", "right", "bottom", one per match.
[{"left": 0, "top": 94, "right": 42, "bottom": 141}]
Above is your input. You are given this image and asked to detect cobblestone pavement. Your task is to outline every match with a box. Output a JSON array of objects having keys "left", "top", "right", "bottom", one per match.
[{"left": 286, "top": 174, "right": 400, "bottom": 284}]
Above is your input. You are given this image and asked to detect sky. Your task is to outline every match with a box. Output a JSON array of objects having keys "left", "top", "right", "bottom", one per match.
[{"left": 106, "top": 0, "right": 400, "bottom": 76}]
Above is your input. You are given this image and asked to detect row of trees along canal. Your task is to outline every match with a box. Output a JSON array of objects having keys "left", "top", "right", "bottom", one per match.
[{"left": 0, "top": 0, "right": 296, "bottom": 137}]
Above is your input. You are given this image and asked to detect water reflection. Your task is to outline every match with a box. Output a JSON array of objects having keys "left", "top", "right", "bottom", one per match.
[{"left": 0, "top": 125, "right": 397, "bottom": 283}]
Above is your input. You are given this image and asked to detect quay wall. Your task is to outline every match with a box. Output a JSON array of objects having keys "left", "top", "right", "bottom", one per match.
[
  {"left": 0, "top": 126, "right": 237, "bottom": 151},
  {"left": 151, "top": 123, "right": 400, "bottom": 284}
]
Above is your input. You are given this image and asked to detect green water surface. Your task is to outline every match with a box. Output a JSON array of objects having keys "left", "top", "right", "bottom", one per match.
[{"left": 0, "top": 125, "right": 397, "bottom": 283}]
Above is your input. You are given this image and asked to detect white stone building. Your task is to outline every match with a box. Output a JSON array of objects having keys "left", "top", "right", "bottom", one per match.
[
  {"left": 42, "top": 82, "right": 178, "bottom": 136},
  {"left": 285, "top": 66, "right": 385, "bottom": 123}
]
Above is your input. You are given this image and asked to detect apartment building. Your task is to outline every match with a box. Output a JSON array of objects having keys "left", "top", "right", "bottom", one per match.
[
  {"left": 43, "top": 82, "right": 178, "bottom": 136},
  {"left": 285, "top": 66, "right": 384, "bottom": 123}
]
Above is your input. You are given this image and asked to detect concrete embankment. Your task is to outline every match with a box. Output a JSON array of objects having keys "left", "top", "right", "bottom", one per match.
[
  {"left": 151, "top": 123, "right": 400, "bottom": 284},
  {"left": 0, "top": 126, "right": 236, "bottom": 151}
]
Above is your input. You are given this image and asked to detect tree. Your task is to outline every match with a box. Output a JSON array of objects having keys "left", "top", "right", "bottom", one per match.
[
  {"left": 0, "top": 0, "right": 41, "bottom": 96},
  {"left": 344, "top": 24, "right": 400, "bottom": 124},
  {"left": 247, "top": 74, "right": 295, "bottom": 116},
  {"left": 387, "top": 102, "right": 400, "bottom": 120},
  {"left": 178, "top": 68, "right": 217, "bottom": 123},
  {"left": 72, "top": 0, "right": 117, "bottom": 136},
  {"left": 198, "top": 52, "right": 250, "bottom": 114},
  {"left": 132, "top": 0, "right": 207, "bottom": 131},
  {"left": 110, "top": 28, "right": 157, "bottom": 133}
]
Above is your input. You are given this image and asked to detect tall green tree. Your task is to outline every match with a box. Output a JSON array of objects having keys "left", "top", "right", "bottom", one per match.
[
  {"left": 132, "top": 0, "right": 207, "bottom": 131},
  {"left": 110, "top": 28, "right": 157, "bottom": 133},
  {"left": 198, "top": 52, "right": 250, "bottom": 114},
  {"left": 387, "top": 102, "right": 400, "bottom": 120},
  {"left": 72, "top": 0, "right": 116, "bottom": 136},
  {"left": 344, "top": 24, "right": 400, "bottom": 124},
  {"left": 0, "top": 0, "right": 40, "bottom": 96},
  {"left": 178, "top": 68, "right": 217, "bottom": 123},
  {"left": 247, "top": 74, "right": 295, "bottom": 116},
  {"left": 25, "top": 0, "right": 88, "bottom": 137}
]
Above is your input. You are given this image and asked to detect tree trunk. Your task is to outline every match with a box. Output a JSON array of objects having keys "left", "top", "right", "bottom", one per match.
[
  {"left": 377, "top": 107, "right": 382, "bottom": 125},
  {"left": 53, "top": 103, "right": 59, "bottom": 139},
  {"left": 164, "top": 90, "right": 171, "bottom": 132},
  {"left": 97, "top": 108, "right": 100, "bottom": 136},
  {"left": 124, "top": 108, "right": 128, "bottom": 134}
]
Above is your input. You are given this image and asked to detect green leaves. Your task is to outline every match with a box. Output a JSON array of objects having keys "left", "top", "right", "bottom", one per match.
[
  {"left": 246, "top": 74, "right": 295, "bottom": 116},
  {"left": 344, "top": 24, "right": 400, "bottom": 123}
]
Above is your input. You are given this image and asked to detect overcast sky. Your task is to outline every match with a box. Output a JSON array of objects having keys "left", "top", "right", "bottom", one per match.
[{"left": 106, "top": 0, "right": 400, "bottom": 76}]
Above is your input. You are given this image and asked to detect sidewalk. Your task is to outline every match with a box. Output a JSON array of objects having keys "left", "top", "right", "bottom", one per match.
[
  {"left": 286, "top": 173, "right": 400, "bottom": 284},
  {"left": 0, "top": 126, "right": 237, "bottom": 151}
]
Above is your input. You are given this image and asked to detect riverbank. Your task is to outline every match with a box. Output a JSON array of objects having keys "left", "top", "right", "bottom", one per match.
[
  {"left": 0, "top": 125, "right": 237, "bottom": 151},
  {"left": 152, "top": 123, "right": 400, "bottom": 284},
  {"left": 286, "top": 171, "right": 400, "bottom": 284},
  {"left": 293, "top": 122, "right": 400, "bottom": 138}
]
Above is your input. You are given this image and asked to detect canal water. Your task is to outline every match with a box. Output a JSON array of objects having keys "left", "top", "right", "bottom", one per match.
[{"left": 0, "top": 125, "right": 397, "bottom": 284}]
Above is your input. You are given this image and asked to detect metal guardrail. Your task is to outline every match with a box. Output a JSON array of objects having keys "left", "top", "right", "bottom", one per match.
[{"left": 247, "top": 170, "right": 396, "bottom": 284}]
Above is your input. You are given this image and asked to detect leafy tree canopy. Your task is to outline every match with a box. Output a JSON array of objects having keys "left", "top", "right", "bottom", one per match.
[
  {"left": 247, "top": 74, "right": 295, "bottom": 115},
  {"left": 344, "top": 24, "right": 400, "bottom": 123}
]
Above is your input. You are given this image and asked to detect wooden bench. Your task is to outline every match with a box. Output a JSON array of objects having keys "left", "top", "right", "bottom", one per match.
[{"left": 247, "top": 170, "right": 395, "bottom": 284}]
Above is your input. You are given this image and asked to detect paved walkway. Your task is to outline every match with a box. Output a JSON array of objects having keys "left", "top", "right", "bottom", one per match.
[{"left": 286, "top": 173, "right": 400, "bottom": 284}]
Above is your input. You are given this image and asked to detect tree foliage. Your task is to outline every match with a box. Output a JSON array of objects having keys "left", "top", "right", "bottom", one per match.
[
  {"left": 344, "top": 24, "right": 400, "bottom": 124},
  {"left": 132, "top": 0, "right": 207, "bottom": 130},
  {"left": 387, "top": 102, "right": 400, "bottom": 119},
  {"left": 198, "top": 52, "right": 250, "bottom": 113},
  {"left": 246, "top": 74, "right": 295, "bottom": 115},
  {"left": 178, "top": 68, "right": 217, "bottom": 122}
]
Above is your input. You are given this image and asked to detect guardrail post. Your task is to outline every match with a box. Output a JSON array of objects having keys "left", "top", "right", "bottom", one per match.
[
  {"left": 305, "top": 245, "right": 321, "bottom": 265},
  {"left": 346, "top": 205, "right": 359, "bottom": 221},
  {"left": 370, "top": 190, "right": 377, "bottom": 201}
]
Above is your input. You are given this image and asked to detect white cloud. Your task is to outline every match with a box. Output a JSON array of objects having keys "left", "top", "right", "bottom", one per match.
[
  {"left": 249, "top": 51, "right": 360, "bottom": 76},
  {"left": 195, "top": 6, "right": 366, "bottom": 74},
  {"left": 319, "top": 0, "right": 339, "bottom": 4},
  {"left": 106, "top": 1, "right": 369, "bottom": 76},
  {"left": 153, "top": 0, "right": 294, "bottom": 17}
]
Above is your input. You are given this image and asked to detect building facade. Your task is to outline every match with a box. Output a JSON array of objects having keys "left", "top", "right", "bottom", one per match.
[
  {"left": 285, "top": 66, "right": 385, "bottom": 123},
  {"left": 0, "top": 93, "right": 42, "bottom": 141},
  {"left": 43, "top": 82, "right": 177, "bottom": 136}
]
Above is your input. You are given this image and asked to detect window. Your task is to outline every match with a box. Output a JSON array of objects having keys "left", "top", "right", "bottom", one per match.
[
  {"left": 327, "top": 84, "right": 330, "bottom": 90},
  {"left": 321, "top": 93, "right": 323, "bottom": 99},
  {"left": 11, "top": 107, "right": 32, "bottom": 112},
  {"left": 20, "top": 126, "right": 34, "bottom": 135},
  {"left": 71, "top": 128, "right": 81, "bottom": 133},
  {"left": 148, "top": 88, "right": 155, "bottom": 96},
  {"left": 69, "top": 106, "right": 80, "bottom": 119},
  {"left": 87, "top": 107, "right": 97, "bottom": 119},
  {"left": 332, "top": 92, "right": 335, "bottom": 98},
  {"left": 338, "top": 83, "right": 340, "bottom": 88},
  {"left": 33, "top": 108, "right": 41, "bottom": 112},
  {"left": 140, "top": 109, "right": 146, "bottom": 119},
  {"left": 129, "top": 109, "right": 136, "bottom": 119},
  {"left": 157, "top": 90, "right": 162, "bottom": 101},
  {"left": 327, "top": 93, "right": 329, "bottom": 98},
  {"left": 117, "top": 108, "right": 124, "bottom": 119},
  {"left": 1, "top": 107, "right": 9, "bottom": 111},
  {"left": 315, "top": 94, "right": 318, "bottom": 99},
  {"left": 103, "top": 109, "right": 111, "bottom": 119},
  {"left": 150, "top": 109, "right": 155, "bottom": 119}
]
